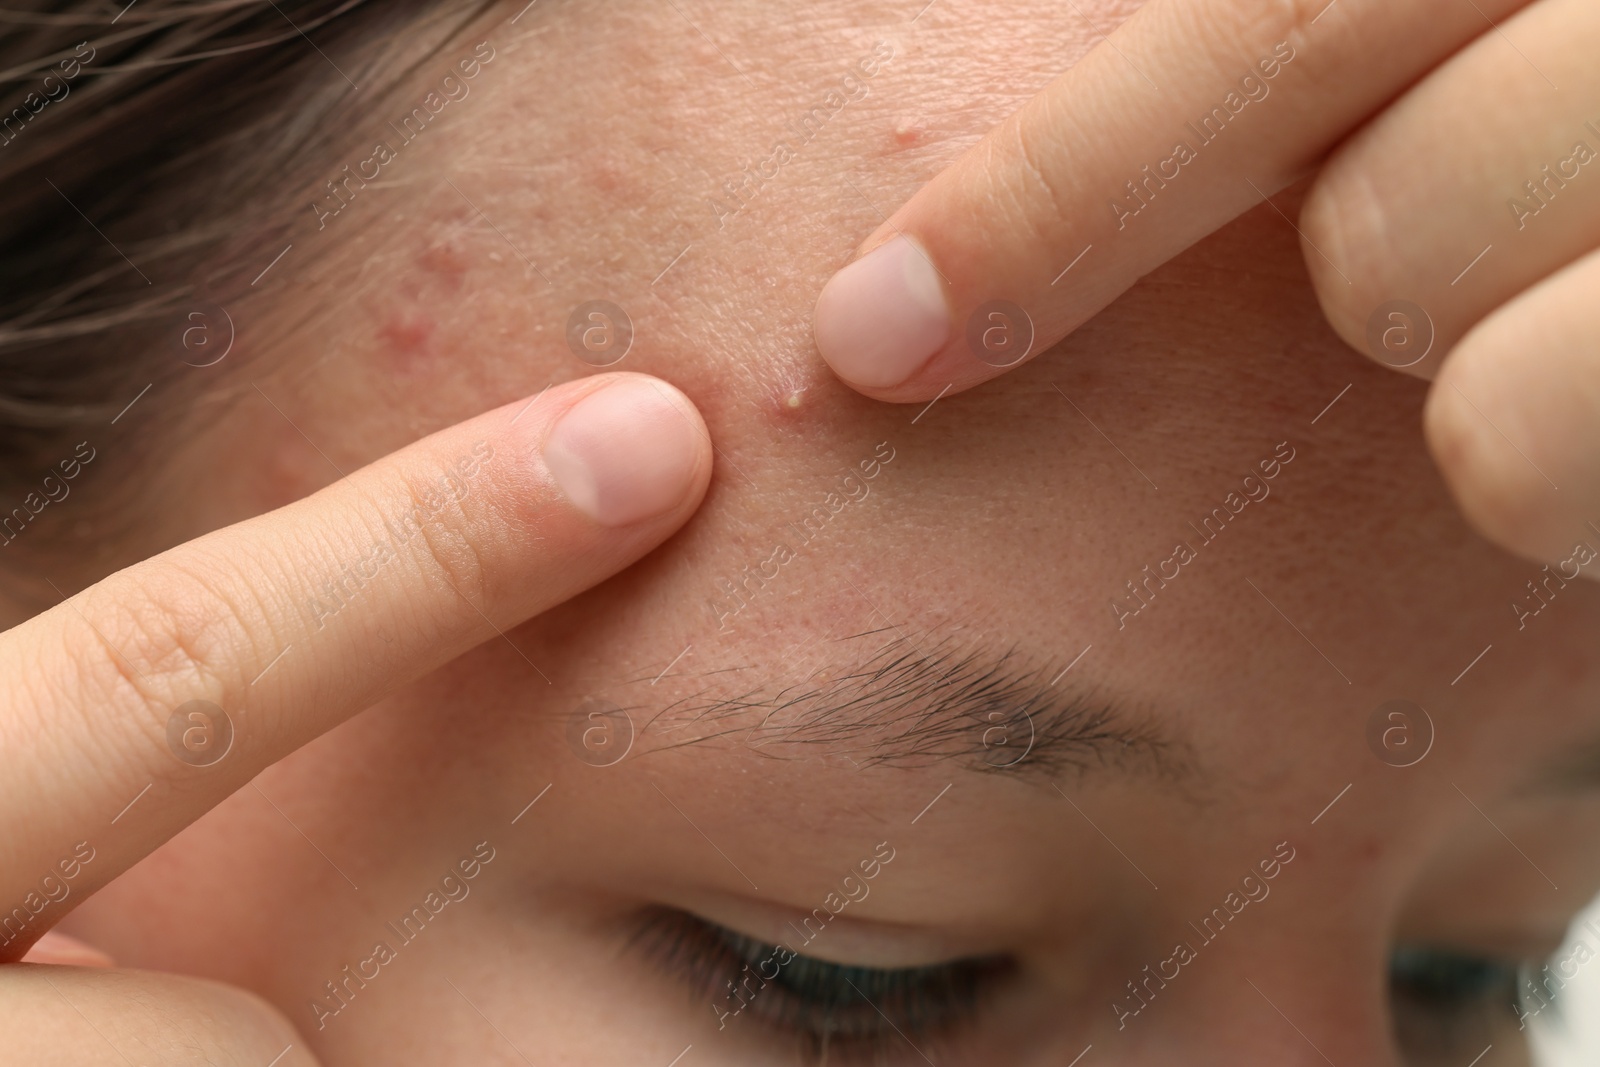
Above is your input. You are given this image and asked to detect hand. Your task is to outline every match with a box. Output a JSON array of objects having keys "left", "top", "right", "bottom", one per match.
[
  {"left": 0, "top": 373, "right": 711, "bottom": 1061},
  {"left": 812, "top": 0, "right": 1600, "bottom": 568}
]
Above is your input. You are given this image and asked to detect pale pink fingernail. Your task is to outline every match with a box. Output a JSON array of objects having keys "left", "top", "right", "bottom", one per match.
[
  {"left": 543, "top": 376, "right": 702, "bottom": 527},
  {"left": 19, "top": 930, "right": 116, "bottom": 967},
  {"left": 814, "top": 236, "right": 951, "bottom": 389}
]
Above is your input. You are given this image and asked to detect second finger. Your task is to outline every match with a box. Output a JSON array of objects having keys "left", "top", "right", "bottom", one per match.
[
  {"left": 1303, "top": 0, "right": 1600, "bottom": 373},
  {"left": 1425, "top": 245, "right": 1600, "bottom": 565}
]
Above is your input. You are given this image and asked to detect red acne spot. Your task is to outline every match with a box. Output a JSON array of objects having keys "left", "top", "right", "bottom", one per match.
[
  {"left": 589, "top": 161, "right": 627, "bottom": 194},
  {"left": 892, "top": 121, "right": 926, "bottom": 148},
  {"left": 379, "top": 307, "right": 437, "bottom": 357}
]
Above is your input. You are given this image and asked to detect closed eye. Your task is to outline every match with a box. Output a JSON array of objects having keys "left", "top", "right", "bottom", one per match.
[
  {"left": 628, "top": 907, "right": 1015, "bottom": 1063},
  {"left": 1388, "top": 943, "right": 1530, "bottom": 1061}
]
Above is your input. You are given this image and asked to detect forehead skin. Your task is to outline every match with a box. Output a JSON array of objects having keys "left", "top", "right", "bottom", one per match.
[{"left": 61, "top": 0, "right": 1600, "bottom": 1064}]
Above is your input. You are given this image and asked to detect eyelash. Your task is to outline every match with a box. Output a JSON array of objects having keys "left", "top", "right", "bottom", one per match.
[
  {"left": 629, "top": 909, "right": 1014, "bottom": 1063},
  {"left": 1387, "top": 944, "right": 1529, "bottom": 1055},
  {"left": 634, "top": 916, "right": 1539, "bottom": 1063}
]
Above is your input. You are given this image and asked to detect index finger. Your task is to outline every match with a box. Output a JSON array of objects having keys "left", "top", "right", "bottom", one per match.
[
  {"left": 813, "top": 0, "right": 1530, "bottom": 401},
  {"left": 0, "top": 372, "right": 710, "bottom": 958}
]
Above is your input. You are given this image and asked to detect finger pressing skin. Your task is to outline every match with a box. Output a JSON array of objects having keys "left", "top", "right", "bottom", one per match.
[
  {"left": 812, "top": 0, "right": 1531, "bottom": 402},
  {"left": 1425, "top": 247, "right": 1600, "bottom": 568},
  {"left": 1303, "top": 0, "right": 1600, "bottom": 376},
  {"left": 0, "top": 372, "right": 711, "bottom": 957}
]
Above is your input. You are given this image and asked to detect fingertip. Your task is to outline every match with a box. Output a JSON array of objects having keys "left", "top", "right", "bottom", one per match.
[
  {"left": 814, "top": 235, "right": 952, "bottom": 392},
  {"left": 540, "top": 373, "right": 712, "bottom": 529},
  {"left": 1301, "top": 174, "right": 1373, "bottom": 355},
  {"left": 1301, "top": 173, "right": 1441, "bottom": 381},
  {"left": 1424, "top": 352, "right": 1573, "bottom": 566}
]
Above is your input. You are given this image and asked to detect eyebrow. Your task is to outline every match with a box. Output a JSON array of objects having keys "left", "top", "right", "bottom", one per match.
[{"left": 634, "top": 628, "right": 1193, "bottom": 782}]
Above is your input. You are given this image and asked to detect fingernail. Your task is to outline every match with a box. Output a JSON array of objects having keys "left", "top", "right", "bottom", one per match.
[
  {"left": 1435, "top": 369, "right": 1599, "bottom": 563},
  {"left": 543, "top": 377, "right": 701, "bottom": 527},
  {"left": 814, "top": 236, "right": 951, "bottom": 389},
  {"left": 20, "top": 930, "right": 115, "bottom": 968}
]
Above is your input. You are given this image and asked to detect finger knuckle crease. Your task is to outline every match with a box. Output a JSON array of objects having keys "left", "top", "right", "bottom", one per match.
[
  {"left": 393, "top": 477, "right": 491, "bottom": 608},
  {"left": 1235, "top": 0, "right": 1325, "bottom": 52},
  {"left": 1007, "top": 122, "right": 1070, "bottom": 240},
  {"left": 72, "top": 562, "right": 263, "bottom": 722}
]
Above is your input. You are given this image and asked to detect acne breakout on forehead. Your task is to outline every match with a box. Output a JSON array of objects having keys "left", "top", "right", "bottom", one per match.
[{"left": 20, "top": 0, "right": 1600, "bottom": 1060}]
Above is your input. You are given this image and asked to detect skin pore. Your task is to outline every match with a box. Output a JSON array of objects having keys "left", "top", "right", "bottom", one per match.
[{"left": 19, "top": 0, "right": 1600, "bottom": 1064}]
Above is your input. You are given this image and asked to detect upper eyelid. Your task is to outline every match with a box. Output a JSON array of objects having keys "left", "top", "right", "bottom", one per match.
[
  {"left": 650, "top": 884, "right": 993, "bottom": 968},
  {"left": 713, "top": 917, "right": 973, "bottom": 977},
  {"left": 635, "top": 908, "right": 988, "bottom": 980}
]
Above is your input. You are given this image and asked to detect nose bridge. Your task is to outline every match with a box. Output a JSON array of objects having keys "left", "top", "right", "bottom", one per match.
[
  {"left": 1084, "top": 995, "right": 1397, "bottom": 1067},
  {"left": 1201, "top": 977, "right": 1386, "bottom": 1067},
  {"left": 1071, "top": 940, "right": 1399, "bottom": 1067}
]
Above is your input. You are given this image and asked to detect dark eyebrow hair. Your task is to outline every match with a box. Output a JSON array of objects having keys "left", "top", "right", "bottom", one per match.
[{"left": 630, "top": 628, "right": 1192, "bottom": 782}]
